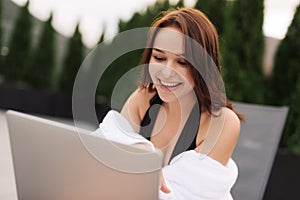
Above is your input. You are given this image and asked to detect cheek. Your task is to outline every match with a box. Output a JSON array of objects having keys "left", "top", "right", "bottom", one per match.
[
  {"left": 148, "top": 63, "right": 158, "bottom": 81},
  {"left": 187, "top": 73, "right": 195, "bottom": 88},
  {"left": 178, "top": 69, "right": 195, "bottom": 87},
  {"left": 148, "top": 62, "right": 162, "bottom": 77}
]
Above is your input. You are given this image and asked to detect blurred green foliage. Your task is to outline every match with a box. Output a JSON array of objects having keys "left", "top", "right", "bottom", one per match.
[
  {"left": 268, "top": 4, "right": 300, "bottom": 154},
  {"left": 1, "top": 1, "right": 32, "bottom": 83},
  {"left": 282, "top": 76, "right": 300, "bottom": 154},
  {"left": 23, "top": 14, "right": 56, "bottom": 90},
  {"left": 268, "top": 4, "right": 300, "bottom": 106},
  {"left": 194, "top": 0, "right": 226, "bottom": 35},
  {"left": 58, "top": 24, "right": 84, "bottom": 94},
  {"left": 221, "top": 0, "right": 265, "bottom": 104},
  {"left": 0, "top": 0, "right": 2, "bottom": 68}
]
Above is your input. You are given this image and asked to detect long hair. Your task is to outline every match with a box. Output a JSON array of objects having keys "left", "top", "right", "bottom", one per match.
[{"left": 139, "top": 8, "right": 243, "bottom": 120}]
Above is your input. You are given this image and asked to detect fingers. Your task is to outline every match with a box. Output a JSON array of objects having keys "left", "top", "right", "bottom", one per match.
[{"left": 160, "top": 172, "right": 171, "bottom": 193}]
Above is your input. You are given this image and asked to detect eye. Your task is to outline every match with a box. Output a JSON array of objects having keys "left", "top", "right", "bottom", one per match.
[
  {"left": 153, "top": 55, "right": 165, "bottom": 62},
  {"left": 178, "top": 60, "right": 188, "bottom": 66}
]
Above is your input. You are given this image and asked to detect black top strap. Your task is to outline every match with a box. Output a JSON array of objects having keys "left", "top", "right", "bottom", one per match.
[
  {"left": 140, "top": 93, "right": 200, "bottom": 163},
  {"left": 140, "top": 93, "right": 163, "bottom": 140}
]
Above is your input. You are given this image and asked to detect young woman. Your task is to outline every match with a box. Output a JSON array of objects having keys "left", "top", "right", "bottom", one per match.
[{"left": 120, "top": 7, "right": 243, "bottom": 199}]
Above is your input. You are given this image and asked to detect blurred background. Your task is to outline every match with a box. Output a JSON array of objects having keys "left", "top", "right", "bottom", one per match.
[{"left": 0, "top": 0, "right": 300, "bottom": 199}]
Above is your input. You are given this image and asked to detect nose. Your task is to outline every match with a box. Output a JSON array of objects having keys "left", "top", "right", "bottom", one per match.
[{"left": 161, "top": 62, "right": 176, "bottom": 78}]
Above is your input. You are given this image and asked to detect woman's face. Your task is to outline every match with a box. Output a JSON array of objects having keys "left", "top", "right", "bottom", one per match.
[{"left": 149, "top": 27, "right": 195, "bottom": 103}]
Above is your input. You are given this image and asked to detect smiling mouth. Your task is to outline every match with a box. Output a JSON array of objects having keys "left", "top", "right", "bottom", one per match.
[{"left": 158, "top": 79, "right": 183, "bottom": 88}]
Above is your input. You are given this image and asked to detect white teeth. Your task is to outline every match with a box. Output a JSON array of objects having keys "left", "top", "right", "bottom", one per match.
[{"left": 160, "top": 79, "right": 181, "bottom": 87}]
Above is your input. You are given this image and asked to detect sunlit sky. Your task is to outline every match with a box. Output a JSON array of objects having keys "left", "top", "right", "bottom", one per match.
[{"left": 11, "top": 0, "right": 300, "bottom": 48}]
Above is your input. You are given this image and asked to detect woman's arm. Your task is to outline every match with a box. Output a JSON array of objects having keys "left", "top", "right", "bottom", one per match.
[
  {"left": 120, "top": 89, "right": 141, "bottom": 132},
  {"left": 197, "top": 107, "right": 241, "bottom": 166},
  {"left": 120, "top": 88, "right": 155, "bottom": 133}
]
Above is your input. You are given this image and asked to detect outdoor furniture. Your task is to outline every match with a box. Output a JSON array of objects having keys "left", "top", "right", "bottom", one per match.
[{"left": 231, "top": 102, "right": 288, "bottom": 200}]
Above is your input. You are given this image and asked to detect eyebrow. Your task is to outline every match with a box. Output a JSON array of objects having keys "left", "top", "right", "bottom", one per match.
[
  {"left": 153, "top": 48, "right": 186, "bottom": 58},
  {"left": 153, "top": 48, "right": 165, "bottom": 53}
]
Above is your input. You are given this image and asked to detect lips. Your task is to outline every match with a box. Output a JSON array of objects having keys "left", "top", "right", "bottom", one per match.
[
  {"left": 157, "top": 78, "right": 183, "bottom": 91},
  {"left": 159, "top": 79, "right": 182, "bottom": 87}
]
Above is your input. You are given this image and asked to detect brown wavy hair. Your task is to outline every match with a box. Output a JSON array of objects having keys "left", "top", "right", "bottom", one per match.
[{"left": 139, "top": 8, "right": 244, "bottom": 120}]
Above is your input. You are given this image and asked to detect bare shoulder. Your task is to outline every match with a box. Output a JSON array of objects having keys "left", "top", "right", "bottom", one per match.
[
  {"left": 222, "top": 107, "right": 241, "bottom": 135},
  {"left": 205, "top": 107, "right": 241, "bottom": 166},
  {"left": 120, "top": 87, "right": 156, "bottom": 132},
  {"left": 130, "top": 88, "right": 156, "bottom": 104},
  {"left": 123, "top": 87, "right": 156, "bottom": 114}
]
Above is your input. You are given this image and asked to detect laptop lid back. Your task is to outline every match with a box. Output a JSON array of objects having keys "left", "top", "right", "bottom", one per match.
[{"left": 6, "top": 110, "right": 162, "bottom": 200}]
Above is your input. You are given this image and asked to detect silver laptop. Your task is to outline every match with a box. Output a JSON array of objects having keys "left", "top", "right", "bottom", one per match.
[{"left": 6, "top": 110, "right": 162, "bottom": 200}]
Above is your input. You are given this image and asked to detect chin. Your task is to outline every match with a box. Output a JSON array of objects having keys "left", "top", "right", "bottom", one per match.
[
  {"left": 155, "top": 87, "right": 175, "bottom": 102},
  {"left": 156, "top": 87, "right": 186, "bottom": 104}
]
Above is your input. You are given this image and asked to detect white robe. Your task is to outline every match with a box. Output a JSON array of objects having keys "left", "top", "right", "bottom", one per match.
[
  {"left": 92, "top": 110, "right": 239, "bottom": 200},
  {"left": 159, "top": 151, "right": 238, "bottom": 200}
]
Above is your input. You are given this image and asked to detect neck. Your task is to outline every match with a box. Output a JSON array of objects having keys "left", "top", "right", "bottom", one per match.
[{"left": 163, "top": 92, "right": 197, "bottom": 117}]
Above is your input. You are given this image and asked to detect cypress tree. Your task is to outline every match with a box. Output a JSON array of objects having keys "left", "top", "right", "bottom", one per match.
[
  {"left": 269, "top": 4, "right": 300, "bottom": 154},
  {"left": 0, "top": 0, "right": 2, "bottom": 69},
  {"left": 222, "top": 0, "right": 265, "bottom": 103},
  {"left": 0, "top": 0, "right": 2, "bottom": 43},
  {"left": 175, "top": 0, "right": 184, "bottom": 8},
  {"left": 118, "top": 0, "right": 172, "bottom": 32},
  {"left": 194, "top": 0, "right": 226, "bottom": 35},
  {"left": 281, "top": 76, "right": 300, "bottom": 154},
  {"left": 267, "top": 4, "right": 300, "bottom": 106},
  {"left": 23, "top": 13, "right": 56, "bottom": 90},
  {"left": 58, "top": 23, "right": 84, "bottom": 94},
  {"left": 2, "top": 1, "right": 33, "bottom": 83}
]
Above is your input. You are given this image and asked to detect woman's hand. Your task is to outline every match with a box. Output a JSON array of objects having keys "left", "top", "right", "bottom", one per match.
[{"left": 160, "top": 172, "right": 171, "bottom": 193}]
